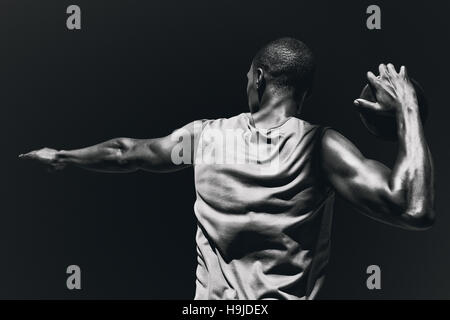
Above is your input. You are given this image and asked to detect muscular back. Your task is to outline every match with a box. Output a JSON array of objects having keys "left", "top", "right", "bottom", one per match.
[{"left": 193, "top": 113, "right": 334, "bottom": 299}]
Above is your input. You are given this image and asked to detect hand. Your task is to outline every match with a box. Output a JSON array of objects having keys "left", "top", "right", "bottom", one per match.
[
  {"left": 354, "top": 63, "right": 419, "bottom": 115},
  {"left": 19, "top": 147, "right": 66, "bottom": 171}
]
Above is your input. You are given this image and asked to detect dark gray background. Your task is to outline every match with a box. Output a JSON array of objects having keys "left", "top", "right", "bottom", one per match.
[{"left": 1, "top": 0, "right": 449, "bottom": 299}]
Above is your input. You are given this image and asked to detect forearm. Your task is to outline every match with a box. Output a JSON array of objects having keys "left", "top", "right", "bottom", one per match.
[
  {"left": 390, "top": 99, "right": 434, "bottom": 226},
  {"left": 56, "top": 138, "right": 138, "bottom": 172}
]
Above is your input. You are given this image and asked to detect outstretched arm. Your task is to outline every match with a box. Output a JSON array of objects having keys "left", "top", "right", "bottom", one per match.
[
  {"left": 321, "top": 64, "right": 435, "bottom": 230},
  {"left": 19, "top": 121, "right": 203, "bottom": 173}
]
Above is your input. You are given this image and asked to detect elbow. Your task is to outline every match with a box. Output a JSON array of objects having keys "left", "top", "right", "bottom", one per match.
[
  {"left": 403, "top": 208, "right": 436, "bottom": 231},
  {"left": 389, "top": 189, "right": 435, "bottom": 230}
]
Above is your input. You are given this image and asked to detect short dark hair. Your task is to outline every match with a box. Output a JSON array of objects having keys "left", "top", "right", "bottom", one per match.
[{"left": 252, "top": 37, "right": 316, "bottom": 96}]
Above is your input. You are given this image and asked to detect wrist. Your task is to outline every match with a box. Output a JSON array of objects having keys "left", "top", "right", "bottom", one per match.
[
  {"left": 396, "top": 98, "right": 420, "bottom": 117},
  {"left": 56, "top": 150, "right": 69, "bottom": 164}
]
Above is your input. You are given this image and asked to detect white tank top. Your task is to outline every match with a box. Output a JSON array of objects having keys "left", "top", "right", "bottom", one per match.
[{"left": 193, "top": 113, "right": 334, "bottom": 299}]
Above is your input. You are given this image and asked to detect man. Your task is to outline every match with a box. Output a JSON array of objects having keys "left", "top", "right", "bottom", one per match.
[{"left": 20, "top": 38, "right": 434, "bottom": 299}]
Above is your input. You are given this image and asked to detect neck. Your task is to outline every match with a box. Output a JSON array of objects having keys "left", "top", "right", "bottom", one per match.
[{"left": 251, "top": 93, "right": 301, "bottom": 129}]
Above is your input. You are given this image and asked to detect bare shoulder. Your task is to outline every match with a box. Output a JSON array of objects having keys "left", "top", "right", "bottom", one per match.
[
  {"left": 171, "top": 119, "right": 211, "bottom": 139},
  {"left": 320, "top": 128, "right": 365, "bottom": 175},
  {"left": 321, "top": 129, "right": 362, "bottom": 156}
]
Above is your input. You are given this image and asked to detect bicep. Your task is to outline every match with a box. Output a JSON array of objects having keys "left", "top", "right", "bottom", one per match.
[
  {"left": 130, "top": 120, "right": 204, "bottom": 172},
  {"left": 321, "top": 130, "right": 405, "bottom": 226}
]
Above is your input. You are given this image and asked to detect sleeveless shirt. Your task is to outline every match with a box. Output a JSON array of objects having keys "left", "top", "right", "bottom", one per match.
[{"left": 193, "top": 113, "right": 334, "bottom": 300}]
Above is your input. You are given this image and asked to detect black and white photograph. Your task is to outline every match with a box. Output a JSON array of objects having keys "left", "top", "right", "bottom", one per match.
[{"left": 1, "top": 0, "right": 449, "bottom": 313}]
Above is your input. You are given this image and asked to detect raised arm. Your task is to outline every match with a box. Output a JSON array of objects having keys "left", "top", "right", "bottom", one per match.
[
  {"left": 321, "top": 64, "right": 435, "bottom": 230},
  {"left": 19, "top": 120, "right": 204, "bottom": 173}
]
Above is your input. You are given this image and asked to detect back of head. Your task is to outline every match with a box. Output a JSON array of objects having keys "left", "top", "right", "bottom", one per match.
[{"left": 252, "top": 37, "right": 316, "bottom": 98}]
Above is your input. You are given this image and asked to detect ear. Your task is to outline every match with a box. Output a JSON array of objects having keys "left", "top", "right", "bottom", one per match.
[{"left": 255, "top": 68, "right": 264, "bottom": 89}]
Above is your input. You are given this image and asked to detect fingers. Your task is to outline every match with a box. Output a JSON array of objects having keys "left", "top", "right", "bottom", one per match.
[
  {"left": 354, "top": 99, "right": 380, "bottom": 111},
  {"left": 383, "top": 63, "right": 410, "bottom": 83},
  {"left": 372, "top": 63, "right": 405, "bottom": 92},
  {"left": 377, "top": 63, "right": 400, "bottom": 77},
  {"left": 367, "top": 71, "right": 383, "bottom": 91},
  {"left": 378, "top": 64, "right": 389, "bottom": 79},
  {"left": 18, "top": 151, "right": 36, "bottom": 159},
  {"left": 386, "top": 63, "right": 398, "bottom": 75},
  {"left": 400, "top": 65, "right": 408, "bottom": 78}
]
